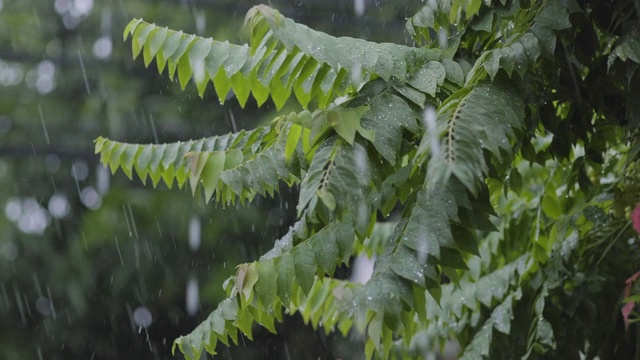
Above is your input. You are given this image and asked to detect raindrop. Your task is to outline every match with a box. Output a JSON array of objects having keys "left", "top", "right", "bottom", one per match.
[
  {"left": 0, "top": 60, "right": 24, "bottom": 86},
  {"left": 349, "top": 254, "right": 375, "bottom": 284},
  {"left": 417, "top": 249, "right": 427, "bottom": 264},
  {"left": 133, "top": 306, "right": 153, "bottom": 328},
  {"left": 4, "top": 197, "right": 22, "bottom": 222},
  {"left": 80, "top": 187, "right": 102, "bottom": 210},
  {"left": 422, "top": 105, "right": 440, "bottom": 157},
  {"left": 54, "top": 0, "right": 71, "bottom": 15},
  {"left": 70, "top": 0, "right": 94, "bottom": 17},
  {"left": 71, "top": 161, "right": 89, "bottom": 181},
  {"left": 192, "top": 59, "right": 206, "bottom": 85},
  {"left": 195, "top": 11, "right": 206, "bottom": 34},
  {"left": 96, "top": 164, "right": 110, "bottom": 194},
  {"left": 227, "top": 108, "right": 237, "bottom": 132},
  {"left": 16, "top": 198, "right": 51, "bottom": 235},
  {"left": 48, "top": 193, "right": 70, "bottom": 219},
  {"left": 77, "top": 49, "right": 90, "bottom": 94},
  {"left": 188, "top": 216, "right": 201, "bottom": 251},
  {"left": 38, "top": 105, "right": 50, "bottom": 145},
  {"left": 92, "top": 36, "right": 112, "bottom": 60},
  {"left": 62, "top": 14, "right": 80, "bottom": 29},
  {"left": 186, "top": 277, "right": 199, "bottom": 316},
  {"left": 350, "top": 63, "right": 362, "bottom": 84},
  {"left": 354, "top": 0, "right": 365, "bottom": 17},
  {"left": 35, "top": 60, "right": 56, "bottom": 94},
  {"left": 114, "top": 236, "right": 124, "bottom": 266},
  {"left": 353, "top": 145, "right": 368, "bottom": 174},
  {"left": 46, "top": 286, "right": 56, "bottom": 319},
  {"left": 35, "top": 296, "right": 52, "bottom": 316},
  {"left": 438, "top": 28, "right": 448, "bottom": 49}
]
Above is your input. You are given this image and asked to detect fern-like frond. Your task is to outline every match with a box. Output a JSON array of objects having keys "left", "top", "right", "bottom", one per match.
[
  {"left": 95, "top": 114, "right": 309, "bottom": 204},
  {"left": 246, "top": 5, "right": 441, "bottom": 85},
  {"left": 419, "top": 81, "right": 525, "bottom": 196},
  {"left": 125, "top": 5, "right": 467, "bottom": 110},
  {"left": 188, "top": 138, "right": 299, "bottom": 204},
  {"left": 173, "top": 215, "right": 356, "bottom": 358},
  {"left": 94, "top": 127, "right": 269, "bottom": 188},
  {"left": 297, "top": 136, "right": 373, "bottom": 236}
]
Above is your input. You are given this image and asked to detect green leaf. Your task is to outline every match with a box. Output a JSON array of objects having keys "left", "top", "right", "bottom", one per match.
[
  {"left": 509, "top": 167, "right": 523, "bottom": 194},
  {"left": 542, "top": 192, "right": 562, "bottom": 219},
  {"left": 292, "top": 243, "right": 317, "bottom": 293},
  {"left": 200, "top": 151, "right": 225, "bottom": 201},
  {"left": 255, "top": 259, "right": 278, "bottom": 307},
  {"left": 408, "top": 65, "right": 439, "bottom": 96},
  {"left": 132, "top": 22, "right": 154, "bottom": 59},
  {"left": 531, "top": 24, "right": 557, "bottom": 59},
  {"left": 459, "top": 319, "right": 493, "bottom": 359},
  {"left": 491, "top": 294, "right": 514, "bottom": 334},
  {"left": 310, "top": 226, "right": 340, "bottom": 275},
  {"left": 317, "top": 189, "right": 337, "bottom": 211},
  {"left": 390, "top": 245, "right": 426, "bottom": 287},
  {"left": 327, "top": 107, "right": 368, "bottom": 145},
  {"left": 284, "top": 123, "right": 302, "bottom": 161},
  {"left": 535, "top": 5, "right": 571, "bottom": 30},
  {"left": 442, "top": 58, "right": 465, "bottom": 86},
  {"left": 275, "top": 253, "right": 295, "bottom": 304},
  {"left": 123, "top": 18, "right": 143, "bottom": 41},
  {"left": 360, "top": 91, "right": 419, "bottom": 165},
  {"left": 297, "top": 139, "right": 337, "bottom": 216},
  {"left": 239, "top": 263, "right": 259, "bottom": 302},
  {"left": 147, "top": 27, "right": 168, "bottom": 65}
]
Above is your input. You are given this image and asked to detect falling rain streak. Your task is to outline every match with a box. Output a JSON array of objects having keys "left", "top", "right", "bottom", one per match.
[
  {"left": 37, "top": 104, "right": 50, "bottom": 146},
  {"left": 149, "top": 114, "right": 159, "bottom": 144},
  {"left": 354, "top": 0, "right": 365, "bottom": 17},
  {"left": 188, "top": 216, "right": 201, "bottom": 251},
  {"left": 186, "top": 277, "right": 199, "bottom": 316},
  {"left": 77, "top": 49, "right": 90, "bottom": 94},
  {"left": 423, "top": 105, "right": 440, "bottom": 157},
  {"left": 114, "top": 236, "right": 124, "bottom": 266}
]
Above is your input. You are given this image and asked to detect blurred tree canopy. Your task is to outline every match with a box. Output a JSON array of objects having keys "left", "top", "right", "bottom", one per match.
[{"left": 0, "top": 1, "right": 423, "bottom": 359}]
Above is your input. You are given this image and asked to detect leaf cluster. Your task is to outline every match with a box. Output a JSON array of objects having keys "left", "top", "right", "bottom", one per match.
[{"left": 96, "top": 0, "right": 640, "bottom": 359}]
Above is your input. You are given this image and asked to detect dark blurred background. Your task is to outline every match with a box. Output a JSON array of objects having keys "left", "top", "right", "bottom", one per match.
[{"left": 0, "top": 1, "right": 422, "bottom": 359}]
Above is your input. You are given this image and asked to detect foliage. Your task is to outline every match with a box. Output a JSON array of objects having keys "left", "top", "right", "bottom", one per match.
[
  {"left": 1, "top": 1, "right": 361, "bottom": 359},
  {"left": 97, "top": 0, "right": 640, "bottom": 359}
]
